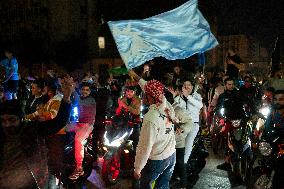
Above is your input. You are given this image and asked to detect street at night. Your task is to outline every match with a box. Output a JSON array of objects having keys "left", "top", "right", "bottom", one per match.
[
  {"left": 71, "top": 148, "right": 248, "bottom": 189},
  {"left": 0, "top": 0, "right": 283, "bottom": 189}
]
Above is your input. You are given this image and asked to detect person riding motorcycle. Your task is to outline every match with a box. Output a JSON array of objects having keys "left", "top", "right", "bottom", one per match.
[
  {"left": 115, "top": 79, "right": 141, "bottom": 150},
  {"left": 262, "top": 90, "right": 284, "bottom": 189},
  {"left": 67, "top": 82, "right": 96, "bottom": 180},
  {"left": 239, "top": 75, "right": 261, "bottom": 115},
  {"left": 215, "top": 78, "right": 247, "bottom": 183}
]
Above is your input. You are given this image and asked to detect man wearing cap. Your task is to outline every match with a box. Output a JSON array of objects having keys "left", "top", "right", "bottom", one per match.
[{"left": 129, "top": 71, "right": 176, "bottom": 189}]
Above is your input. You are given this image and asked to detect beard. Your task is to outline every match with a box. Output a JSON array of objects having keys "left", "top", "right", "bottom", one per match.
[
  {"left": 3, "top": 126, "right": 21, "bottom": 136},
  {"left": 274, "top": 103, "right": 284, "bottom": 110}
]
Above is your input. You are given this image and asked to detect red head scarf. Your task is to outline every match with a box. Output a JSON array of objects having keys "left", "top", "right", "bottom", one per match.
[{"left": 144, "top": 79, "right": 164, "bottom": 103}]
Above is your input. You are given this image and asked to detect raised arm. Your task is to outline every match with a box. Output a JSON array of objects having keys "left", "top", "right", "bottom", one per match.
[{"left": 38, "top": 76, "right": 75, "bottom": 136}]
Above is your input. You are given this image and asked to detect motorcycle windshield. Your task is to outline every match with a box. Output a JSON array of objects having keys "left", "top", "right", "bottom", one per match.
[
  {"left": 217, "top": 92, "right": 247, "bottom": 119},
  {"left": 105, "top": 126, "right": 130, "bottom": 142}
]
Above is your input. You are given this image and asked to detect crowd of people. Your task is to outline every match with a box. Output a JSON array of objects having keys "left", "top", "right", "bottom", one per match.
[{"left": 0, "top": 47, "right": 283, "bottom": 189}]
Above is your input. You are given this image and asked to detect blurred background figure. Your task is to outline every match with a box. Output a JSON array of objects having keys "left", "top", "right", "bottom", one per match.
[{"left": 0, "top": 49, "right": 19, "bottom": 100}]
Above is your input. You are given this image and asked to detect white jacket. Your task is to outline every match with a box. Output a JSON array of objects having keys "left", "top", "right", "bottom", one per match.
[{"left": 174, "top": 92, "right": 203, "bottom": 123}]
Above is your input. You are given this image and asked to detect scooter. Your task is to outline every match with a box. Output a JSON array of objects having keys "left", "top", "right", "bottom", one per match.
[{"left": 187, "top": 131, "right": 209, "bottom": 176}]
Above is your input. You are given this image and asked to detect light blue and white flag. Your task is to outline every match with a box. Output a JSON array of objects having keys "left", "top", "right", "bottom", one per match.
[{"left": 108, "top": 0, "right": 218, "bottom": 69}]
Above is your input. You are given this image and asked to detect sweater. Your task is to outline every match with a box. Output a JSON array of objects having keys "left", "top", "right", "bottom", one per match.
[
  {"left": 78, "top": 96, "right": 96, "bottom": 125},
  {"left": 134, "top": 100, "right": 176, "bottom": 174}
]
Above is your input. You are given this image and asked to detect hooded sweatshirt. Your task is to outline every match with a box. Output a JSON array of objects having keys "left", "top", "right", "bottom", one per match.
[{"left": 134, "top": 78, "right": 176, "bottom": 174}]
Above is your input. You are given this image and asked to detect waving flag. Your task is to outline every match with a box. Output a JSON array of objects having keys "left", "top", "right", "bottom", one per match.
[{"left": 108, "top": 0, "right": 218, "bottom": 69}]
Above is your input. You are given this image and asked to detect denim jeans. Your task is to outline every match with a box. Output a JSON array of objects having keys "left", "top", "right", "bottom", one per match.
[
  {"left": 173, "top": 148, "right": 187, "bottom": 187},
  {"left": 184, "top": 123, "right": 199, "bottom": 163},
  {"left": 140, "top": 152, "right": 176, "bottom": 189}
]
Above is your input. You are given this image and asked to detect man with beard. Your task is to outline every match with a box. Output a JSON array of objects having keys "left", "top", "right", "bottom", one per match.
[
  {"left": 0, "top": 76, "right": 74, "bottom": 189},
  {"left": 215, "top": 78, "right": 245, "bottom": 178},
  {"left": 67, "top": 82, "right": 96, "bottom": 180},
  {"left": 263, "top": 90, "right": 284, "bottom": 189}
]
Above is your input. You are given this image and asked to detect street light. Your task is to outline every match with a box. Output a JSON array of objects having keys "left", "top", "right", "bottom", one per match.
[{"left": 98, "top": 36, "right": 105, "bottom": 49}]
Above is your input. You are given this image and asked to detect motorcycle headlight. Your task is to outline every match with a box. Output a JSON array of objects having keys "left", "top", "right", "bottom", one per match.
[
  {"left": 259, "top": 107, "right": 270, "bottom": 118},
  {"left": 259, "top": 142, "right": 272, "bottom": 156},
  {"left": 70, "top": 106, "right": 79, "bottom": 122},
  {"left": 220, "top": 108, "right": 225, "bottom": 116},
  {"left": 231, "top": 120, "right": 241, "bottom": 127},
  {"left": 103, "top": 131, "right": 128, "bottom": 147}
]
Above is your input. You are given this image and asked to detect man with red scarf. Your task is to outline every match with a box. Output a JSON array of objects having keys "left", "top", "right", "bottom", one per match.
[{"left": 129, "top": 74, "right": 176, "bottom": 189}]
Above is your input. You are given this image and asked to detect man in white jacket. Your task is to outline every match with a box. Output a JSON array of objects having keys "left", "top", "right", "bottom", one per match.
[{"left": 129, "top": 71, "right": 176, "bottom": 189}]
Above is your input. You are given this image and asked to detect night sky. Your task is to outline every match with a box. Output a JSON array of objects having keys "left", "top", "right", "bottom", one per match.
[
  {"left": 0, "top": 0, "right": 282, "bottom": 69},
  {"left": 98, "top": 0, "right": 283, "bottom": 54}
]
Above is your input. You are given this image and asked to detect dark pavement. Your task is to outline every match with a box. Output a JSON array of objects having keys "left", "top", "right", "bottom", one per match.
[
  {"left": 82, "top": 147, "right": 247, "bottom": 189},
  {"left": 193, "top": 150, "right": 246, "bottom": 189}
]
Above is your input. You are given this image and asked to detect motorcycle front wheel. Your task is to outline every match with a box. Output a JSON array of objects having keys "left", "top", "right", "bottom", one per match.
[
  {"left": 240, "top": 152, "right": 252, "bottom": 185},
  {"left": 102, "top": 152, "right": 121, "bottom": 185}
]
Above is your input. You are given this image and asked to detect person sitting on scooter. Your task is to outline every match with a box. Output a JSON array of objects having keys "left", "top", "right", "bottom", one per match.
[
  {"left": 116, "top": 79, "right": 141, "bottom": 150},
  {"left": 68, "top": 82, "right": 96, "bottom": 180}
]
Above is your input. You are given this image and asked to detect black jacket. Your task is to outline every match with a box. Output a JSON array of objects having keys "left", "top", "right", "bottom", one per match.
[{"left": 215, "top": 89, "right": 245, "bottom": 119}]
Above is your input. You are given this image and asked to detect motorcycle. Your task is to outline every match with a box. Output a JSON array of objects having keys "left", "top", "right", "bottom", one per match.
[
  {"left": 99, "top": 113, "right": 139, "bottom": 185},
  {"left": 251, "top": 121, "right": 284, "bottom": 189},
  {"left": 250, "top": 104, "right": 271, "bottom": 154},
  {"left": 187, "top": 131, "right": 209, "bottom": 176},
  {"left": 46, "top": 131, "right": 95, "bottom": 189},
  {"left": 210, "top": 110, "right": 227, "bottom": 154},
  {"left": 213, "top": 104, "right": 254, "bottom": 185},
  {"left": 185, "top": 131, "right": 209, "bottom": 186},
  {"left": 228, "top": 118, "right": 253, "bottom": 185}
]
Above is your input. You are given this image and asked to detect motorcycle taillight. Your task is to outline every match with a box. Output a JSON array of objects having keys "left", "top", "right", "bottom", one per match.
[
  {"left": 278, "top": 144, "right": 284, "bottom": 156},
  {"left": 103, "top": 120, "right": 112, "bottom": 125},
  {"left": 219, "top": 118, "right": 225, "bottom": 125}
]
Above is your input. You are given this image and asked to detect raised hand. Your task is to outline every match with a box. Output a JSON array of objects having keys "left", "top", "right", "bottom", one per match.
[
  {"left": 61, "top": 75, "right": 75, "bottom": 103},
  {"left": 128, "top": 70, "right": 140, "bottom": 81}
]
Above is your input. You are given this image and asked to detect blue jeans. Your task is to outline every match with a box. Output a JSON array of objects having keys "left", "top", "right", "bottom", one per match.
[
  {"left": 140, "top": 152, "right": 176, "bottom": 189},
  {"left": 184, "top": 123, "right": 199, "bottom": 163}
]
